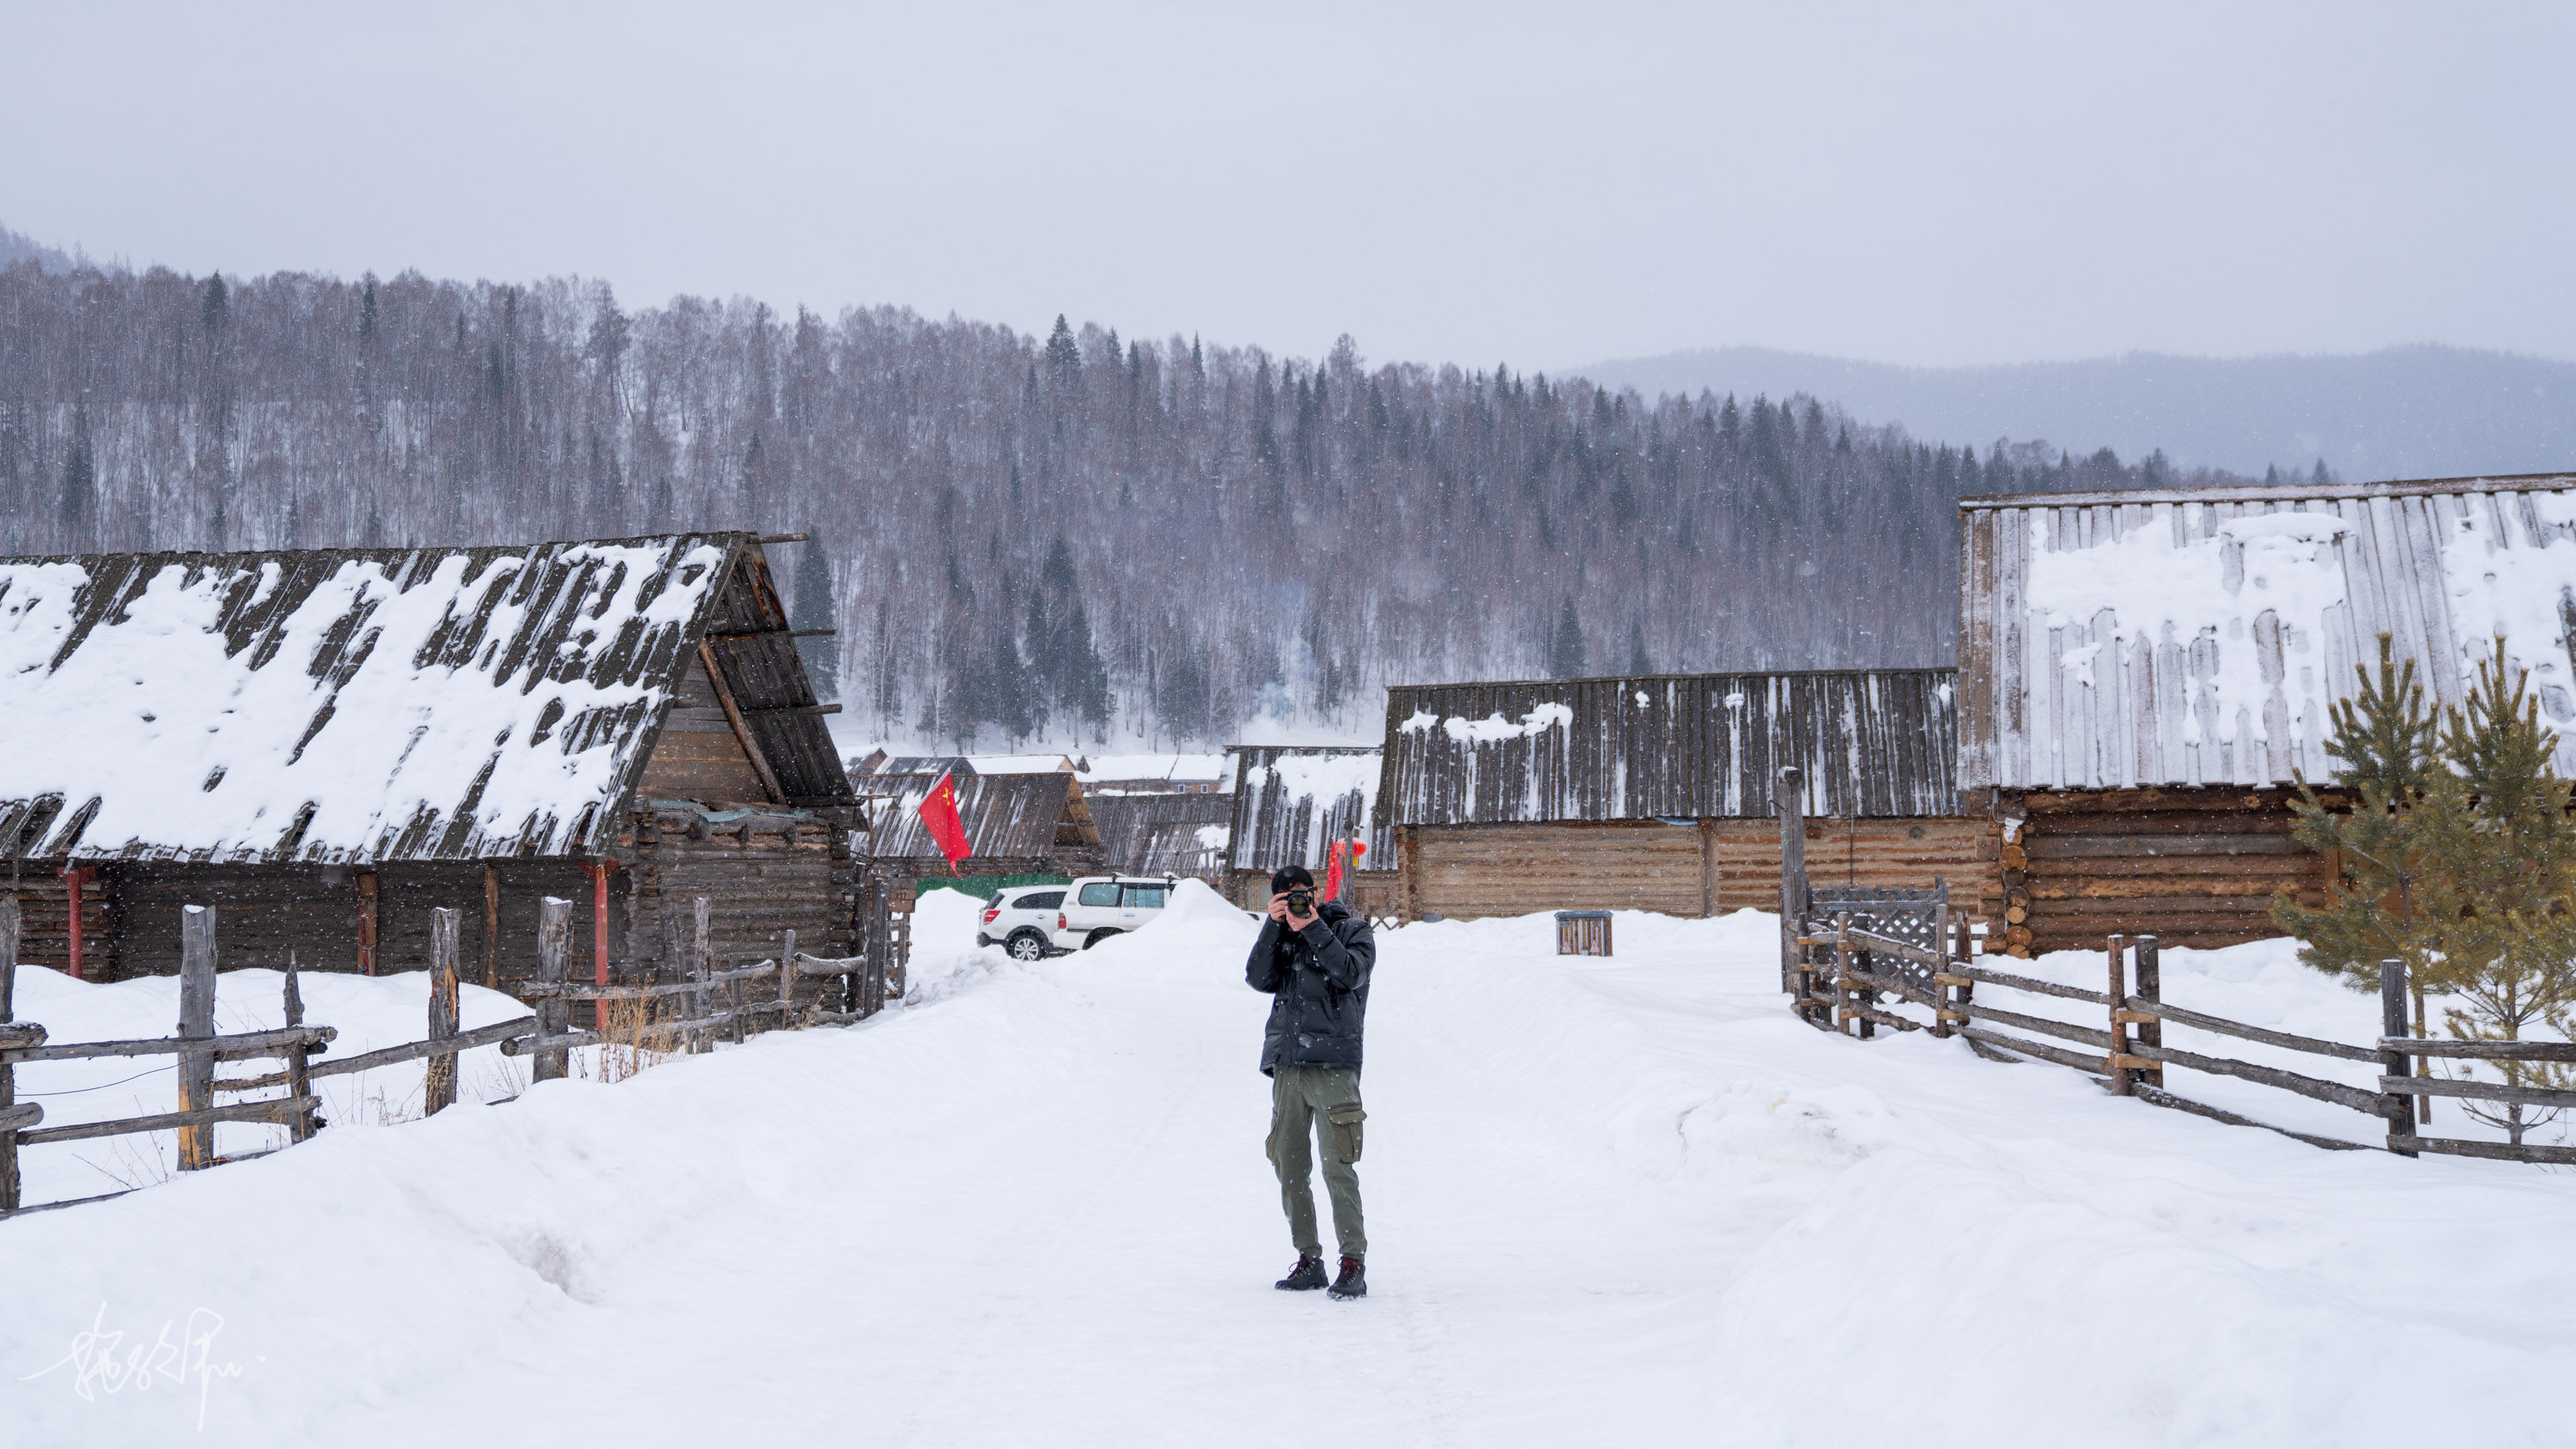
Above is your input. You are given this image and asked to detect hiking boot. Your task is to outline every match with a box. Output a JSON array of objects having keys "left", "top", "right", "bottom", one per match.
[
  {"left": 1275, "top": 1255, "right": 1327, "bottom": 1291},
  {"left": 1327, "top": 1257, "right": 1367, "bottom": 1300}
]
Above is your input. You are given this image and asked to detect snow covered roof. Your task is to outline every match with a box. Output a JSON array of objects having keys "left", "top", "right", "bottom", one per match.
[
  {"left": 1086, "top": 792, "right": 1232, "bottom": 874},
  {"left": 1076, "top": 752, "right": 1229, "bottom": 786},
  {"left": 965, "top": 753, "right": 1078, "bottom": 775},
  {"left": 1958, "top": 472, "right": 2576, "bottom": 790},
  {"left": 1227, "top": 746, "right": 1396, "bottom": 873},
  {"left": 860, "top": 770, "right": 1104, "bottom": 870},
  {"left": 0, "top": 533, "right": 850, "bottom": 863},
  {"left": 1379, "top": 671, "right": 1961, "bottom": 825}
]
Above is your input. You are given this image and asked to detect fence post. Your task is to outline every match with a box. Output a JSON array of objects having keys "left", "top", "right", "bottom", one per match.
[
  {"left": 1832, "top": 910, "right": 1860, "bottom": 1038},
  {"left": 2379, "top": 959, "right": 2417, "bottom": 1156},
  {"left": 283, "top": 952, "right": 318, "bottom": 1142},
  {"left": 2132, "top": 935, "right": 2163, "bottom": 1090},
  {"left": 2105, "top": 935, "right": 2131, "bottom": 1095},
  {"left": 844, "top": 877, "right": 870, "bottom": 1016},
  {"left": 177, "top": 905, "right": 217, "bottom": 1170},
  {"left": 864, "top": 869, "right": 892, "bottom": 1017},
  {"left": 1777, "top": 765, "right": 1807, "bottom": 994},
  {"left": 724, "top": 911, "right": 747, "bottom": 1044},
  {"left": 534, "top": 897, "right": 572, "bottom": 1082},
  {"left": 2, "top": 894, "right": 19, "bottom": 1210},
  {"left": 779, "top": 928, "right": 798, "bottom": 1026},
  {"left": 424, "top": 907, "right": 460, "bottom": 1115},
  {"left": 691, "top": 896, "right": 714, "bottom": 1053}
]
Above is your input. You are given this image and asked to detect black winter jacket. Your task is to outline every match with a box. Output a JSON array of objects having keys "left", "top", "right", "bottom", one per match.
[{"left": 1245, "top": 901, "right": 1376, "bottom": 1075}]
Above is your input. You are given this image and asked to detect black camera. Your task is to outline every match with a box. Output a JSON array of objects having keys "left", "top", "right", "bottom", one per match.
[{"left": 1285, "top": 889, "right": 1315, "bottom": 916}]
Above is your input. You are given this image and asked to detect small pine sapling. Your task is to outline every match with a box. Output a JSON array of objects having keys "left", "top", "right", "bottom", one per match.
[
  {"left": 2273, "top": 635, "right": 2440, "bottom": 993},
  {"left": 2412, "top": 642, "right": 2576, "bottom": 1145}
]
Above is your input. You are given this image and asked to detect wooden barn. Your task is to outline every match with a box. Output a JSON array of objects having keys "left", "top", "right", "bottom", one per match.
[
  {"left": 1085, "top": 792, "right": 1235, "bottom": 884},
  {"left": 0, "top": 533, "right": 863, "bottom": 995},
  {"left": 1224, "top": 746, "right": 1402, "bottom": 915},
  {"left": 860, "top": 770, "right": 1105, "bottom": 902},
  {"left": 1374, "top": 672, "right": 1990, "bottom": 921},
  {"left": 1956, "top": 471, "right": 2576, "bottom": 955}
]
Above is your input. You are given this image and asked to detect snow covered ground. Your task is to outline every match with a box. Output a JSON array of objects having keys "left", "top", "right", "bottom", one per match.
[{"left": 4, "top": 888, "right": 2572, "bottom": 1446}]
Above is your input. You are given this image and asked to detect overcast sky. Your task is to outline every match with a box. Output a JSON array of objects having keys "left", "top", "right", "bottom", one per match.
[{"left": 7, "top": 1, "right": 2571, "bottom": 372}]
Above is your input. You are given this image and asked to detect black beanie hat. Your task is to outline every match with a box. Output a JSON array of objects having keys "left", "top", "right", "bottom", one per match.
[{"left": 1271, "top": 866, "right": 1315, "bottom": 894}]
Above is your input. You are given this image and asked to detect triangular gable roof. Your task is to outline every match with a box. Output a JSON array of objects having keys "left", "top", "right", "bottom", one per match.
[{"left": 0, "top": 532, "right": 851, "bottom": 863}]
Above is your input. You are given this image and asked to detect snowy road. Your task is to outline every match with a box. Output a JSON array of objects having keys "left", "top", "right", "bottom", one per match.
[{"left": 6, "top": 886, "right": 2574, "bottom": 1447}]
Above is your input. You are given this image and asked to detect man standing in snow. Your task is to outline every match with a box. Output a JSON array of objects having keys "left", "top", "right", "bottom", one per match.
[{"left": 1247, "top": 865, "right": 1376, "bottom": 1300}]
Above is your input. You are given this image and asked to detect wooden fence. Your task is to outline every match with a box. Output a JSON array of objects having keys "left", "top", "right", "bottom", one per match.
[
  {"left": 1774, "top": 768, "right": 2576, "bottom": 1166},
  {"left": 2, "top": 886, "right": 903, "bottom": 1219}
]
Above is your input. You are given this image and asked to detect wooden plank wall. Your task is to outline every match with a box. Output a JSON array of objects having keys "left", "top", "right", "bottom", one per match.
[
  {"left": 635, "top": 657, "right": 769, "bottom": 805},
  {"left": 1406, "top": 819, "right": 1995, "bottom": 922},
  {"left": 2007, "top": 787, "right": 2334, "bottom": 954}
]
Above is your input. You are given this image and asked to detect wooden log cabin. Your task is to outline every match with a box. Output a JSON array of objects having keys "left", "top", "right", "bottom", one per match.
[
  {"left": 0, "top": 533, "right": 863, "bottom": 997},
  {"left": 1224, "top": 746, "right": 1400, "bottom": 915},
  {"left": 1373, "top": 671, "right": 1991, "bottom": 920},
  {"left": 1956, "top": 472, "right": 2576, "bottom": 955}
]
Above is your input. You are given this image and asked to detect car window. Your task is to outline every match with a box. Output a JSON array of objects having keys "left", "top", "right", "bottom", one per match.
[
  {"left": 1013, "top": 891, "right": 1064, "bottom": 910},
  {"left": 984, "top": 892, "right": 1004, "bottom": 908},
  {"left": 1122, "top": 885, "right": 1167, "bottom": 910},
  {"left": 1077, "top": 882, "right": 1121, "bottom": 907}
]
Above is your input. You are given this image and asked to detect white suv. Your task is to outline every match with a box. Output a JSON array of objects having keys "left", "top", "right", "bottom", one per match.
[
  {"left": 978, "top": 886, "right": 1069, "bottom": 961},
  {"left": 1053, "top": 876, "right": 1176, "bottom": 951}
]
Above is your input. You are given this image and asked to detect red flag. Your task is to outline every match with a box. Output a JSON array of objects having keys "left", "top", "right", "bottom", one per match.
[
  {"left": 1324, "top": 837, "right": 1366, "bottom": 902},
  {"left": 917, "top": 770, "right": 971, "bottom": 875}
]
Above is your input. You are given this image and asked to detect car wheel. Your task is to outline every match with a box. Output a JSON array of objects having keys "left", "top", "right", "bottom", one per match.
[
  {"left": 1083, "top": 928, "right": 1122, "bottom": 950},
  {"left": 1006, "top": 930, "right": 1048, "bottom": 962}
]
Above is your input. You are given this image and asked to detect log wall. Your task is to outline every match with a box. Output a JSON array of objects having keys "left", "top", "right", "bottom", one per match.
[
  {"left": 0, "top": 872, "right": 119, "bottom": 977},
  {"left": 1404, "top": 818, "right": 1995, "bottom": 922},
  {"left": 105, "top": 861, "right": 611, "bottom": 986},
  {"left": 2003, "top": 787, "right": 2332, "bottom": 955},
  {"left": 629, "top": 806, "right": 860, "bottom": 1008}
]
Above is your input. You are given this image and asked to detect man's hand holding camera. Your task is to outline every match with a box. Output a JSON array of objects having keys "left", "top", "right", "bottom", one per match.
[{"left": 1268, "top": 887, "right": 1319, "bottom": 931}]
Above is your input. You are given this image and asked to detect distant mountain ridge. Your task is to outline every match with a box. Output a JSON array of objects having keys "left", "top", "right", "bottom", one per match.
[{"left": 1570, "top": 344, "right": 2576, "bottom": 484}]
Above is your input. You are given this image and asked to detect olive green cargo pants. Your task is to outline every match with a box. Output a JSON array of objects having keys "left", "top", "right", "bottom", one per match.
[{"left": 1267, "top": 1065, "right": 1365, "bottom": 1260}]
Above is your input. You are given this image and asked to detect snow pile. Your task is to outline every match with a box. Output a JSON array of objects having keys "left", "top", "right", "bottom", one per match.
[
  {"left": 4, "top": 910, "right": 2573, "bottom": 1446},
  {"left": 0, "top": 539, "right": 727, "bottom": 861},
  {"left": 1399, "top": 702, "right": 1575, "bottom": 743}
]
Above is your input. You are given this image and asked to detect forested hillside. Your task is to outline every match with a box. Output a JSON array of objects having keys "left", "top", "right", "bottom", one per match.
[{"left": 0, "top": 262, "right": 2251, "bottom": 747}]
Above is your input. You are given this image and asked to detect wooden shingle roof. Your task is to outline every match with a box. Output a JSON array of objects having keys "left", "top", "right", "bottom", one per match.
[
  {"left": 861, "top": 771, "right": 1103, "bottom": 868},
  {"left": 1377, "top": 671, "right": 1960, "bottom": 825},
  {"left": 1228, "top": 746, "right": 1395, "bottom": 873}
]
